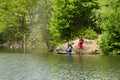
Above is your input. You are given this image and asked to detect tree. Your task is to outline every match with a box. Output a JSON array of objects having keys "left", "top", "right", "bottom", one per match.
[
  {"left": 95, "top": 0, "right": 120, "bottom": 55},
  {"left": 49, "top": 0, "right": 98, "bottom": 43},
  {"left": 26, "top": 0, "right": 52, "bottom": 49},
  {"left": 0, "top": 0, "right": 37, "bottom": 48}
]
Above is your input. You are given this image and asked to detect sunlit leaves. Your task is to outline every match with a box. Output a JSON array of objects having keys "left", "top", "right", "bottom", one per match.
[
  {"left": 0, "top": 0, "right": 38, "bottom": 43},
  {"left": 50, "top": 0, "right": 98, "bottom": 43},
  {"left": 95, "top": 0, "right": 120, "bottom": 55}
]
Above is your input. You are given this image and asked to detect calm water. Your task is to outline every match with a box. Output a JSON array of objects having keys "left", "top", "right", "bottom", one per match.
[{"left": 0, "top": 48, "right": 120, "bottom": 80}]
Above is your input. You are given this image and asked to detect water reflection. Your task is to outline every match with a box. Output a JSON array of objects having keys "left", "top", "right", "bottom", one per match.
[{"left": 0, "top": 51, "right": 120, "bottom": 80}]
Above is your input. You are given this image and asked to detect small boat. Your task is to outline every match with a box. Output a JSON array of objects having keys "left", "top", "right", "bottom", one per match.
[
  {"left": 57, "top": 52, "right": 68, "bottom": 54},
  {"left": 57, "top": 51, "right": 79, "bottom": 54},
  {"left": 56, "top": 48, "right": 73, "bottom": 54},
  {"left": 56, "top": 49, "right": 82, "bottom": 54}
]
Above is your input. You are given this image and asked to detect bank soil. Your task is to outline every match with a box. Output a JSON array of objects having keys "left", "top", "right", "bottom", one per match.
[{"left": 55, "top": 36, "right": 101, "bottom": 55}]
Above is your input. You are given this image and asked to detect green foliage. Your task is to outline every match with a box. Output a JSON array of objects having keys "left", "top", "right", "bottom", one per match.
[
  {"left": 28, "top": 0, "right": 52, "bottom": 49},
  {"left": 83, "top": 27, "right": 97, "bottom": 39},
  {"left": 0, "top": 26, "right": 23, "bottom": 42},
  {"left": 0, "top": 0, "right": 38, "bottom": 44},
  {"left": 95, "top": 0, "right": 120, "bottom": 55},
  {"left": 49, "top": 0, "right": 98, "bottom": 44}
]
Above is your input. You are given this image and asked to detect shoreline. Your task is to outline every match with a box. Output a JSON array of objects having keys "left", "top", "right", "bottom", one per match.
[{"left": 54, "top": 37, "right": 101, "bottom": 55}]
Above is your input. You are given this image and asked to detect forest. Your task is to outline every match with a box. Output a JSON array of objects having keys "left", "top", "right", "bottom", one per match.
[{"left": 0, "top": 0, "right": 120, "bottom": 55}]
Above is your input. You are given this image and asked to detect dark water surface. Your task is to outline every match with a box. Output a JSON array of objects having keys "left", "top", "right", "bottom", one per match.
[{"left": 0, "top": 48, "right": 120, "bottom": 80}]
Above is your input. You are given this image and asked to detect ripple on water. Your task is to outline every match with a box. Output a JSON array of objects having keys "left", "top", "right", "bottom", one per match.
[{"left": 0, "top": 54, "right": 120, "bottom": 80}]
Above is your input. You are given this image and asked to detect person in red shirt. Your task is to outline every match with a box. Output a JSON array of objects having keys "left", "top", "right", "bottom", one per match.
[{"left": 78, "top": 37, "right": 84, "bottom": 54}]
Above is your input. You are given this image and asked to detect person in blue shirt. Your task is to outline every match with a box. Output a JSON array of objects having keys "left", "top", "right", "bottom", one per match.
[{"left": 66, "top": 43, "right": 73, "bottom": 55}]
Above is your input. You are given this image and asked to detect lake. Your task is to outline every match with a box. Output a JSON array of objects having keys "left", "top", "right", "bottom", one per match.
[{"left": 0, "top": 47, "right": 120, "bottom": 80}]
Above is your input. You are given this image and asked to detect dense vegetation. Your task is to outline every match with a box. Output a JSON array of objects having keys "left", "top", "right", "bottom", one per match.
[
  {"left": 0, "top": 0, "right": 120, "bottom": 55},
  {"left": 0, "top": 0, "right": 37, "bottom": 49},
  {"left": 50, "top": 0, "right": 98, "bottom": 41},
  {"left": 95, "top": 0, "right": 120, "bottom": 55}
]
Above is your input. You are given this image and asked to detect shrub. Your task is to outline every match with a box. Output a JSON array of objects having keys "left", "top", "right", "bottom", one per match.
[{"left": 83, "top": 27, "right": 97, "bottom": 39}]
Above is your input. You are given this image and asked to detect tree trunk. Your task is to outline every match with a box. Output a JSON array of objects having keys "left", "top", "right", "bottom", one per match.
[{"left": 23, "top": 33, "right": 26, "bottom": 53}]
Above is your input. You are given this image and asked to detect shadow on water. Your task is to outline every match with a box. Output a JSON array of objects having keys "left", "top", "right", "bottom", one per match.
[
  {"left": 0, "top": 46, "right": 47, "bottom": 54},
  {"left": 0, "top": 46, "right": 24, "bottom": 53}
]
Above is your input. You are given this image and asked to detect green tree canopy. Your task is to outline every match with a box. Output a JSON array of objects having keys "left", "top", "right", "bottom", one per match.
[
  {"left": 95, "top": 0, "right": 120, "bottom": 55},
  {"left": 50, "top": 0, "right": 98, "bottom": 41},
  {"left": 0, "top": 0, "right": 37, "bottom": 43}
]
